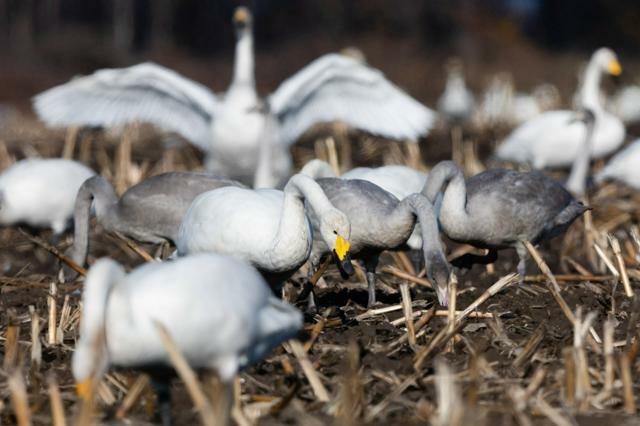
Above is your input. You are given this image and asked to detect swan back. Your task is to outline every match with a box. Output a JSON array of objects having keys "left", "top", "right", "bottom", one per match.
[
  {"left": 177, "top": 186, "right": 312, "bottom": 271},
  {"left": 596, "top": 138, "right": 640, "bottom": 189},
  {"left": 456, "top": 169, "right": 586, "bottom": 246},
  {"left": 311, "top": 178, "right": 408, "bottom": 253},
  {"left": 0, "top": 158, "right": 95, "bottom": 233},
  {"left": 342, "top": 165, "right": 427, "bottom": 200}
]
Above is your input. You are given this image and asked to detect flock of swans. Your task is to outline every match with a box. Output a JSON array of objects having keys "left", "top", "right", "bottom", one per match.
[{"left": 1, "top": 5, "right": 639, "bottom": 423}]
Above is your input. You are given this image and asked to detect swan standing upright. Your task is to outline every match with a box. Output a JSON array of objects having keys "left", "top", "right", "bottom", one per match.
[
  {"left": 33, "top": 7, "right": 435, "bottom": 187},
  {"left": 306, "top": 178, "right": 451, "bottom": 307},
  {"left": 0, "top": 158, "right": 94, "bottom": 233},
  {"left": 70, "top": 172, "right": 242, "bottom": 271},
  {"left": 177, "top": 173, "right": 353, "bottom": 285},
  {"left": 437, "top": 59, "right": 474, "bottom": 124},
  {"left": 496, "top": 48, "right": 624, "bottom": 168},
  {"left": 73, "top": 253, "right": 302, "bottom": 424},
  {"left": 423, "top": 161, "right": 588, "bottom": 281}
]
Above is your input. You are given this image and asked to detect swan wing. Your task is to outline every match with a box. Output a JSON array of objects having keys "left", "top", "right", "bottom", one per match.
[
  {"left": 33, "top": 62, "right": 219, "bottom": 150},
  {"left": 268, "top": 53, "right": 436, "bottom": 146}
]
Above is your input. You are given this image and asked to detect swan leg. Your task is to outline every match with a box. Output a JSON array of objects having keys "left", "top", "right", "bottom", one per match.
[
  {"left": 364, "top": 255, "right": 380, "bottom": 308},
  {"left": 516, "top": 243, "right": 528, "bottom": 285},
  {"left": 150, "top": 376, "right": 172, "bottom": 426}
]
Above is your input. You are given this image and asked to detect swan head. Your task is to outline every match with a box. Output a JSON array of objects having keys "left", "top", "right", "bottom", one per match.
[
  {"left": 319, "top": 209, "right": 353, "bottom": 275},
  {"left": 233, "top": 6, "right": 252, "bottom": 31},
  {"left": 593, "top": 47, "right": 622, "bottom": 77},
  {"left": 426, "top": 252, "right": 452, "bottom": 307}
]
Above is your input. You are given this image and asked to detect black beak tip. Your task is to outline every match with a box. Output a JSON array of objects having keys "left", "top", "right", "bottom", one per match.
[{"left": 335, "top": 251, "right": 354, "bottom": 276}]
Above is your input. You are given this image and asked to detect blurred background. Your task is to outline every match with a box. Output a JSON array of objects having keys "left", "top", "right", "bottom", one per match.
[{"left": 0, "top": 0, "right": 639, "bottom": 113}]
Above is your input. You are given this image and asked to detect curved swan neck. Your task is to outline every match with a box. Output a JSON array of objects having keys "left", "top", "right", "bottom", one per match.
[
  {"left": 423, "top": 161, "right": 471, "bottom": 236},
  {"left": 422, "top": 161, "right": 463, "bottom": 203},
  {"left": 566, "top": 112, "right": 596, "bottom": 197},
  {"left": 299, "top": 159, "right": 337, "bottom": 180},
  {"left": 399, "top": 194, "right": 443, "bottom": 252},
  {"left": 231, "top": 27, "right": 255, "bottom": 89},
  {"left": 284, "top": 174, "right": 335, "bottom": 216},
  {"left": 71, "top": 176, "right": 118, "bottom": 267},
  {"left": 73, "top": 259, "right": 124, "bottom": 381},
  {"left": 580, "top": 56, "right": 604, "bottom": 111},
  {"left": 269, "top": 174, "right": 332, "bottom": 265}
]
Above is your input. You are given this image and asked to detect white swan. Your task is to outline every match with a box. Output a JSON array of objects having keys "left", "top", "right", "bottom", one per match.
[
  {"left": 0, "top": 158, "right": 94, "bottom": 233},
  {"left": 595, "top": 138, "right": 640, "bottom": 190},
  {"left": 437, "top": 59, "right": 474, "bottom": 124},
  {"left": 496, "top": 48, "right": 624, "bottom": 168},
  {"left": 611, "top": 84, "right": 640, "bottom": 124},
  {"left": 73, "top": 253, "right": 302, "bottom": 422},
  {"left": 300, "top": 159, "right": 427, "bottom": 249},
  {"left": 176, "top": 173, "right": 352, "bottom": 285},
  {"left": 33, "top": 7, "right": 435, "bottom": 188}
]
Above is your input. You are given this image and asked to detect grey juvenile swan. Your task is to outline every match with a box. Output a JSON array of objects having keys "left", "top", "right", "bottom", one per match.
[
  {"left": 307, "top": 178, "right": 451, "bottom": 307},
  {"left": 70, "top": 172, "right": 242, "bottom": 273},
  {"left": 423, "top": 161, "right": 588, "bottom": 280},
  {"left": 33, "top": 7, "right": 435, "bottom": 187}
]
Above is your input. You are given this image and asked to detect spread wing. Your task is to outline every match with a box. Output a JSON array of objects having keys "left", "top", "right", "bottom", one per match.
[
  {"left": 268, "top": 53, "right": 436, "bottom": 146},
  {"left": 33, "top": 62, "right": 219, "bottom": 150}
]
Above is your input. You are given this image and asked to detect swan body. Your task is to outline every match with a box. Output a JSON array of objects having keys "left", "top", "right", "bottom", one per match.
[
  {"left": 596, "top": 138, "right": 640, "bottom": 189},
  {"left": 177, "top": 174, "right": 352, "bottom": 284},
  {"left": 437, "top": 59, "right": 474, "bottom": 123},
  {"left": 611, "top": 85, "right": 640, "bottom": 124},
  {"left": 33, "top": 8, "right": 435, "bottom": 187},
  {"left": 300, "top": 159, "right": 428, "bottom": 250},
  {"left": 0, "top": 158, "right": 94, "bottom": 233},
  {"left": 497, "top": 48, "right": 625, "bottom": 168},
  {"left": 424, "top": 161, "right": 588, "bottom": 279},
  {"left": 70, "top": 172, "right": 242, "bottom": 270},
  {"left": 308, "top": 178, "right": 450, "bottom": 306},
  {"left": 73, "top": 253, "right": 302, "bottom": 395}
]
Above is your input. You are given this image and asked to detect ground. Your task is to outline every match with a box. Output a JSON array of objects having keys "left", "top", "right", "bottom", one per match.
[{"left": 0, "top": 42, "right": 639, "bottom": 425}]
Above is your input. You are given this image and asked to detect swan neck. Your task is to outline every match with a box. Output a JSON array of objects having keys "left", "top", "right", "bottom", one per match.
[
  {"left": 284, "top": 174, "right": 334, "bottom": 216},
  {"left": 71, "top": 177, "right": 118, "bottom": 267},
  {"left": 269, "top": 184, "right": 310, "bottom": 267},
  {"left": 439, "top": 169, "right": 472, "bottom": 237},
  {"left": 231, "top": 29, "right": 255, "bottom": 88},
  {"left": 580, "top": 59, "right": 603, "bottom": 110},
  {"left": 566, "top": 119, "right": 595, "bottom": 196}
]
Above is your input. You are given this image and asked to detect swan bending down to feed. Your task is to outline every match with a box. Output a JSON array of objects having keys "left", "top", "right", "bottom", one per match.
[
  {"left": 300, "top": 159, "right": 428, "bottom": 250},
  {"left": 596, "top": 138, "right": 640, "bottom": 190},
  {"left": 177, "top": 173, "right": 353, "bottom": 286},
  {"left": 33, "top": 7, "right": 435, "bottom": 187},
  {"left": 424, "top": 161, "right": 588, "bottom": 281},
  {"left": 307, "top": 178, "right": 451, "bottom": 307},
  {"left": 496, "top": 47, "right": 624, "bottom": 168},
  {"left": 73, "top": 253, "right": 302, "bottom": 424},
  {"left": 0, "top": 158, "right": 94, "bottom": 233},
  {"left": 69, "top": 172, "right": 242, "bottom": 273}
]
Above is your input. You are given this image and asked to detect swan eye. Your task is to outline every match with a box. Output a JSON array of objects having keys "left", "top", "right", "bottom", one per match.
[{"left": 333, "top": 230, "right": 337, "bottom": 235}]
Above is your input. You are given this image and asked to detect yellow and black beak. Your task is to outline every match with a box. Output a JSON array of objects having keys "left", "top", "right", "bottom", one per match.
[
  {"left": 333, "top": 235, "right": 354, "bottom": 275},
  {"left": 608, "top": 60, "right": 622, "bottom": 77},
  {"left": 233, "top": 7, "right": 250, "bottom": 27}
]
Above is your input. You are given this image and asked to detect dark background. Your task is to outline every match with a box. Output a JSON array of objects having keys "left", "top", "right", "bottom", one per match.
[{"left": 1, "top": 0, "right": 639, "bottom": 112}]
